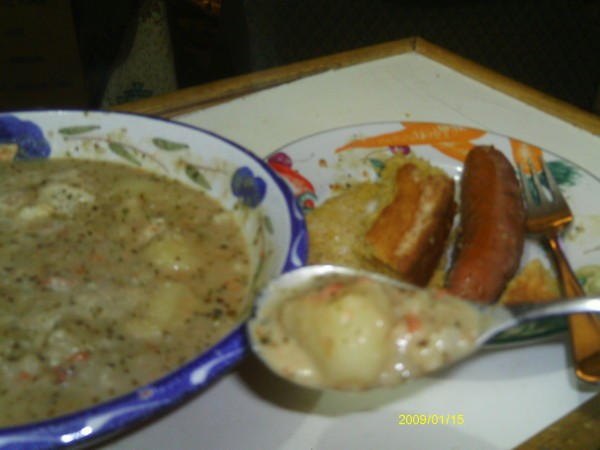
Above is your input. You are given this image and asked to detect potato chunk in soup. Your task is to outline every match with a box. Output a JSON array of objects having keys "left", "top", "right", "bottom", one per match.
[
  {"left": 251, "top": 277, "right": 481, "bottom": 391},
  {"left": 0, "top": 159, "right": 251, "bottom": 426}
]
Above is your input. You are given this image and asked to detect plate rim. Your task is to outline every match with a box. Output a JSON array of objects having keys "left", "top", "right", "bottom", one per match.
[{"left": 265, "top": 120, "right": 600, "bottom": 346}]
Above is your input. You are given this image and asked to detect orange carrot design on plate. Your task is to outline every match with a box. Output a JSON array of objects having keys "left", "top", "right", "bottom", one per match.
[
  {"left": 510, "top": 139, "right": 543, "bottom": 173},
  {"left": 335, "top": 123, "right": 486, "bottom": 162}
]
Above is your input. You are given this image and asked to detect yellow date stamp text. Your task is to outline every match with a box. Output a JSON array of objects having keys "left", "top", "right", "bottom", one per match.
[{"left": 398, "top": 414, "right": 464, "bottom": 425}]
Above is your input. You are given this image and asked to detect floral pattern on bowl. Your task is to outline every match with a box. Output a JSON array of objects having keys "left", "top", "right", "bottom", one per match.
[{"left": 0, "top": 110, "right": 308, "bottom": 449}]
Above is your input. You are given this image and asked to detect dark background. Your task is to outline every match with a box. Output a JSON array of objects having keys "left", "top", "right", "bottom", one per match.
[{"left": 2, "top": 0, "right": 600, "bottom": 114}]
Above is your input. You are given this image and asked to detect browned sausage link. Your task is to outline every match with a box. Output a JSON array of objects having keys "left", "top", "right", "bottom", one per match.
[{"left": 446, "top": 146, "right": 525, "bottom": 303}]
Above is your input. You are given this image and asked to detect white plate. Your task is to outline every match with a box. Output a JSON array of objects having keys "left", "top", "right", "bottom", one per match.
[{"left": 266, "top": 121, "right": 600, "bottom": 344}]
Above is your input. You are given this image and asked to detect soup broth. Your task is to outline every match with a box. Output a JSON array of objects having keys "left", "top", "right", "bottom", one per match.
[{"left": 0, "top": 159, "right": 251, "bottom": 426}]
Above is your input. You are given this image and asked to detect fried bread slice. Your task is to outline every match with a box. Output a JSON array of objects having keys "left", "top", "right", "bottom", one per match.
[
  {"left": 307, "top": 153, "right": 456, "bottom": 287},
  {"left": 365, "top": 163, "right": 456, "bottom": 286}
]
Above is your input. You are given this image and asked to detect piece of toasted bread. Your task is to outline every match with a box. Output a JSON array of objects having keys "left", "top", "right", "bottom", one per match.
[
  {"left": 307, "top": 153, "right": 456, "bottom": 286},
  {"left": 365, "top": 163, "right": 456, "bottom": 286},
  {"left": 499, "top": 259, "right": 560, "bottom": 304}
]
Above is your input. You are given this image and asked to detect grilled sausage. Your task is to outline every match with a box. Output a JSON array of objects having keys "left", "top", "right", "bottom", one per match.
[{"left": 446, "top": 146, "right": 525, "bottom": 303}]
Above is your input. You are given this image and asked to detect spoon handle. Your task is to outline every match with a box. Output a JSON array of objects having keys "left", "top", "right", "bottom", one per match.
[
  {"left": 505, "top": 297, "right": 600, "bottom": 322},
  {"left": 480, "top": 297, "right": 600, "bottom": 344}
]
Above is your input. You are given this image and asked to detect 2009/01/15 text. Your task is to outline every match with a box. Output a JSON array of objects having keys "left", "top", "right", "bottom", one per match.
[{"left": 398, "top": 414, "right": 464, "bottom": 425}]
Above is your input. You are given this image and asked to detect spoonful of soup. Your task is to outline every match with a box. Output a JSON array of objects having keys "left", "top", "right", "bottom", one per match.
[{"left": 247, "top": 265, "right": 600, "bottom": 392}]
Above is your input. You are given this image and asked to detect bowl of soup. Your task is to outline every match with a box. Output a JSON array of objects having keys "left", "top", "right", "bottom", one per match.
[{"left": 0, "top": 110, "right": 307, "bottom": 448}]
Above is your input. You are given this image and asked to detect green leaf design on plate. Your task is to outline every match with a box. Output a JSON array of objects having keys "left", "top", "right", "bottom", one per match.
[
  {"left": 576, "top": 265, "right": 600, "bottom": 294},
  {"left": 185, "top": 164, "right": 211, "bottom": 189},
  {"left": 369, "top": 158, "right": 385, "bottom": 176},
  {"left": 490, "top": 317, "right": 567, "bottom": 345},
  {"left": 548, "top": 160, "right": 579, "bottom": 187},
  {"left": 152, "top": 137, "right": 189, "bottom": 151},
  {"left": 59, "top": 125, "right": 101, "bottom": 135},
  {"left": 108, "top": 142, "right": 140, "bottom": 166}
]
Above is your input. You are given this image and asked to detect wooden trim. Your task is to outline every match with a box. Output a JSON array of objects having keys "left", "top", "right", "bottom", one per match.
[
  {"left": 113, "top": 38, "right": 417, "bottom": 118},
  {"left": 414, "top": 38, "right": 600, "bottom": 136},
  {"left": 514, "top": 393, "right": 600, "bottom": 449},
  {"left": 115, "top": 37, "right": 600, "bottom": 135}
]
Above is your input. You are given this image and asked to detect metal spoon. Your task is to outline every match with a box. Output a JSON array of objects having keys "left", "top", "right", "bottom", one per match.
[{"left": 247, "top": 265, "right": 600, "bottom": 391}]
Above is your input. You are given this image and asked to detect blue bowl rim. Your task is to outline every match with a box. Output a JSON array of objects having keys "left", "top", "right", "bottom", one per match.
[{"left": 0, "top": 109, "right": 308, "bottom": 448}]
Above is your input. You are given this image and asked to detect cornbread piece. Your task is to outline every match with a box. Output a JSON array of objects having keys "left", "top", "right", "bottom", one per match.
[
  {"left": 307, "top": 153, "right": 456, "bottom": 286},
  {"left": 446, "top": 146, "right": 526, "bottom": 303},
  {"left": 306, "top": 181, "right": 382, "bottom": 271},
  {"left": 365, "top": 163, "right": 456, "bottom": 286},
  {"left": 499, "top": 259, "right": 560, "bottom": 304}
]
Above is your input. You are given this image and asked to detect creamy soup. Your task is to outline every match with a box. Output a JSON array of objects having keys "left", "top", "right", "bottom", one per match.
[
  {"left": 0, "top": 159, "right": 250, "bottom": 426},
  {"left": 250, "top": 276, "right": 481, "bottom": 391}
]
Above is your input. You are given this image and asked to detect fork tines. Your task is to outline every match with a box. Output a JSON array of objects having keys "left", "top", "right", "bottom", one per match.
[
  {"left": 529, "top": 159, "right": 568, "bottom": 208},
  {"left": 517, "top": 157, "right": 574, "bottom": 232}
]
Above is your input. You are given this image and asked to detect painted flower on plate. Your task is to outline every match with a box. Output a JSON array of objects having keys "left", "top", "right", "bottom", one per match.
[
  {"left": 231, "top": 167, "right": 267, "bottom": 208},
  {"left": 0, "top": 115, "right": 51, "bottom": 160}
]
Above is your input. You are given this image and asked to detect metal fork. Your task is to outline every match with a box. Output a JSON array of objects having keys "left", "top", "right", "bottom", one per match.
[{"left": 518, "top": 157, "right": 600, "bottom": 384}]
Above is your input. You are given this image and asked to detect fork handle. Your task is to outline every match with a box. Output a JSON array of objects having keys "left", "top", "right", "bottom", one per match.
[
  {"left": 546, "top": 233, "right": 600, "bottom": 384},
  {"left": 546, "top": 234, "right": 585, "bottom": 297}
]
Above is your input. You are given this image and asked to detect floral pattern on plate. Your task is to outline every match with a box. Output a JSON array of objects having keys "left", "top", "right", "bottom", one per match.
[{"left": 267, "top": 121, "right": 600, "bottom": 345}]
